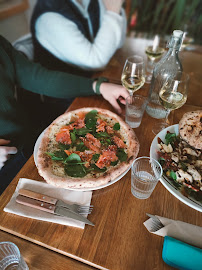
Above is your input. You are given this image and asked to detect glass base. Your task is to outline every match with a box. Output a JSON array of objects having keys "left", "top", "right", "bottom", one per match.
[
  {"left": 145, "top": 74, "right": 152, "bottom": 84},
  {"left": 152, "top": 122, "right": 169, "bottom": 135}
]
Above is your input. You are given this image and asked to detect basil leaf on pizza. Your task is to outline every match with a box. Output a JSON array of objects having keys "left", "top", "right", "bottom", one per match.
[
  {"left": 64, "top": 164, "right": 87, "bottom": 177},
  {"left": 37, "top": 108, "right": 139, "bottom": 189},
  {"left": 113, "top": 123, "right": 120, "bottom": 130},
  {"left": 46, "top": 151, "right": 67, "bottom": 161},
  {"left": 76, "top": 142, "right": 88, "bottom": 152},
  {"left": 85, "top": 109, "right": 97, "bottom": 129},
  {"left": 117, "top": 148, "right": 127, "bottom": 162},
  {"left": 66, "top": 153, "right": 81, "bottom": 162}
]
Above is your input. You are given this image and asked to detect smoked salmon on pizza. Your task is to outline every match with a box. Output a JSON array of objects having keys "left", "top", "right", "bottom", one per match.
[{"left": 37, "top": 108, "right": 139, "bottom": 189}]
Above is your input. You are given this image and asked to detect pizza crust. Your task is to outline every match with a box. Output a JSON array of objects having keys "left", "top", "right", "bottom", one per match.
[
  {"left": 179, "top": 110, "right": 202, "bottom": 150},
  {"left": 37, "top": 108, "right": 139, "bottom": 189}
]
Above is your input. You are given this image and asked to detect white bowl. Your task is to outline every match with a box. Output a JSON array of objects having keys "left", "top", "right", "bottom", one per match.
[{"left": 150, "top": 124, "right": 202, "bottom": 213}]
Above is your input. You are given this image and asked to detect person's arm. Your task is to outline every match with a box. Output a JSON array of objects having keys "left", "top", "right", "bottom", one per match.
[
  {"left": 35, "top": 9, "right": 125, "bottom": 70},
  {"left": 3, "top": 35, "right": 128, "bottom": 113},
  {"left": 11, "top": 44, "right": 94, "bottom": 99},
  {"left": 0, "top": 139, "right": 17, "bottom": 170}
]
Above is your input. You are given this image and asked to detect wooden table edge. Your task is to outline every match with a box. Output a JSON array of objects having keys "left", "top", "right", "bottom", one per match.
[{"left": 0, "top": 225, "right": 108, "bottom": 270}]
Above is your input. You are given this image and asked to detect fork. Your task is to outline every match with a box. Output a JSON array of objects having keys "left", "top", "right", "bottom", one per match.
[
  {"left": 67, "top": 204, "right": 93, "bottom": 215},
  {"left": 146, "top": 213, "right": 164, "bottom": 232}
]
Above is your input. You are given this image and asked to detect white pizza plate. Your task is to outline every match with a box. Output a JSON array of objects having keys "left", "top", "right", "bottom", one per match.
[
  {"left": 150, "top": 124, "right": 202, "bottom": 213},
  {"left": 34, "top": 130, "right": 131, "bottom": 191}
]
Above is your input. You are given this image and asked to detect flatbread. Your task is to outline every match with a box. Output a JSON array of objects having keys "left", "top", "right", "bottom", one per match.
[
  {"left": 37, "top": 108, "right": 139, "bottom": 189},
  {"left": 179, "top": 110, "right": 202, "bottom": 150}
]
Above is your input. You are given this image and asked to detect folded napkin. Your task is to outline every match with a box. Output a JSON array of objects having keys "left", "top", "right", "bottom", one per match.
[
  {"left": 143, "top": 214, "right": 202, "bottom": 249},
  {"left": 4, "top": 178, "right": 92, "bottom": 229},
  {"left": 162, "top": 236, "right": 202, "bottom": 270}
]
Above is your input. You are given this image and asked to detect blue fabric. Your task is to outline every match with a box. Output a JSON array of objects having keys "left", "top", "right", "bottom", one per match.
[
  {"left": 162, "top": 236, "right": 202, "bottom": 270},
  {"left": 0, "top": 151, "right": 28, "bottom": 195}
]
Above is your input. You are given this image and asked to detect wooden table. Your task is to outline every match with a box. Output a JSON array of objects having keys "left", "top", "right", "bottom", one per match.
[
  {"left": 0, "top": 37, "right": 201, "bottom": 270},
  {"left": 0, "top": 230, "right": 95, "bottom": 270}
]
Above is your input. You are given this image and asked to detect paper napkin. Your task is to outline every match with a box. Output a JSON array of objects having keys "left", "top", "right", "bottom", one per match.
[
  {"left": 4, "top": 178, "right": 92, "bottom": 229},
  {"left": 143, "top": 214, "right": 202, "bottom": 249}
]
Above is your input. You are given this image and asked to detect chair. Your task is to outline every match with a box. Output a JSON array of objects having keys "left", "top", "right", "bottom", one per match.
[
  {"left": 12, "top": 33, "right": 34, "bottom": 61},
  {"left": 12, "top": 33, "right": 44, "bottom": 103}
]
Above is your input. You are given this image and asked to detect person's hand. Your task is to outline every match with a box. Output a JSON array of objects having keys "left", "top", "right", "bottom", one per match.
[
  {"left": 99, "top": 82, "right": 128, "bottom": 114},
  {"left": 103, "top": 0, "right": 124, "bottom": 14},
  {"left": 0, "top": 139, "right": 17, "bottom": 170}
]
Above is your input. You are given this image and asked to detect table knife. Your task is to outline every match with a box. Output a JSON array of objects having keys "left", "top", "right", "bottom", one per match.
[
  {"left": 18, "top": 189, "right": 90, "bottom": 213},
  {"left": 16, "top": 195, "right": 94, "bottom": 226}
]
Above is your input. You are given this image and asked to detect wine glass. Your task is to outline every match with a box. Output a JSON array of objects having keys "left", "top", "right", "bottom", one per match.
[
  {"left": 145, "top": 46, "right": 165, "bottom": 83},
  {"left": 121, "top": 55, "right": 145, "bottom": 96},
  {"left": 181, "top": 24, "right": 194, "bottom": 51},
  {"left": 152, "top": 71, "right": 189, "bottom": 135}
]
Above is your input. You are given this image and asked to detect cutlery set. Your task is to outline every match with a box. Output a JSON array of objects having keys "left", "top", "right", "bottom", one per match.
[
  {"left": 146, "top": 213, "right": 164, "bottom": 232},
  {"left": 16, "top": 189, "right": 94, "bottom": 226}
]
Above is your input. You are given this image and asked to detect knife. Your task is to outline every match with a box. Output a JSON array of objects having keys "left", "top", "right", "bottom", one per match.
[
  {"left": 16, "top": 195, "right": 94, "bottom": 226},
  {"left": 18, "top": 189, "right": 92, "bottom": 214}
]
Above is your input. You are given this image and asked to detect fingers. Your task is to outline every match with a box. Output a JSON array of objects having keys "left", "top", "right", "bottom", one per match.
[
  {"left": 7, "top": 147, "right": 18, "bottom": 154},
  {"left": 0, "top": 146, "right": 17, "bottom": 170},
  {"left": 108, "top": 99, "right": 122, "bottom": 114},
  {"left": 119, "top": 97, "right": 126, "bottom": 105},
  {"left": 0, "top": 162, "right": 4, "bottom": 170},
  {"left": 0, "top": 144, "right": 17, "bottom": 170},
  {"left": 100, "top": 83, "right": 129, "bottom": 113},
  {"left": 0, "top": 146, "right": 18, "bottom": 155},
  {"left": 116, "top": 87, "right": 129, "bottom": 100},
  {"left": 0, "top": 139, "right": 10, "bottom": 145}
]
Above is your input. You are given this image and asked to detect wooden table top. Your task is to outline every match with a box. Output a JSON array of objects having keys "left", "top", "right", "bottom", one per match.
[
  {"left": 0, "top": 37, "right": 201, "bottom": 270},
  {"left": 0, "top": 230, "right": 95, "bottom": 270}
]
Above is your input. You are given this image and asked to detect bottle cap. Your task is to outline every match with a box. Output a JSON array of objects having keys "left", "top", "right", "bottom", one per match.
[
  {"left": 166, "top": 30, "right": 184, "bottom": 49},
  {"left": 173, "top": 30, "right": 183, "bottom": 38}
]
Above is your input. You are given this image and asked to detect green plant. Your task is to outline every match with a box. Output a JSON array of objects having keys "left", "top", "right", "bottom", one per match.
[{"left": 127, "top": 0, "right": 202, "bottom": 44}]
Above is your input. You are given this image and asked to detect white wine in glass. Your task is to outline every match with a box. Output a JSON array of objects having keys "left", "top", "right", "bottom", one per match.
[
  {"left": 121, "top": 55, "right": 145, "bottom": 96},
  {"left": 159, "top": 89, "right": 187, "bottom": 110},
  {"left": 145, "top": 46, "right": 165, "bottom": 61},
  {"left": 145, "top": 42, "right": 165, "bottom": 83},
  {"left": 152, "top": 71, "right": 189, "bottom": 135}
]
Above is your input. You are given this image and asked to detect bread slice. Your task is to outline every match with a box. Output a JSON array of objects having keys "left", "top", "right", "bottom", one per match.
[{"left": 179, "top": 110, "right": 202, "bottom": 150}]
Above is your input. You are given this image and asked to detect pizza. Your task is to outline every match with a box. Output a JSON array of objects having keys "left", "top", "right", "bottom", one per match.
[
  {"left": 179, "top": 110, "right": 202, "bottom": 150},
  {"left": 37, "top": 107, "right": 139, "bottom": 189}
]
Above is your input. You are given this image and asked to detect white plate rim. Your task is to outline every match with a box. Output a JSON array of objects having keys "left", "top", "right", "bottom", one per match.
[
  {"left": 150, "top": 124, "right": 202, "bottom": 213},
  {"left": 34, "top": 129, "right": 131, "bottom": 191}
]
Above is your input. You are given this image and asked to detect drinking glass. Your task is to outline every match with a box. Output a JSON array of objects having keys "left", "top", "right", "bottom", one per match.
[
  {"left": 125, "top": 95, "right": 147, "bottom": 128},
  {"left": 152, "top": 71, "right": 189, "bottom": 135},
  {"left": 0, "top": 242, "right": 29, "bottom": 270},
  {"left": 121, "top": 55, "right": 145, "bottom": 96},
  {"left": 131, "top": 157, "right": 162, "bottom": 199},
  {"left": 145, "top": 46, "right": 165, "bottom": 83},
  {"left": 181, "top": 24, "right": 194, "bottom": 51}
]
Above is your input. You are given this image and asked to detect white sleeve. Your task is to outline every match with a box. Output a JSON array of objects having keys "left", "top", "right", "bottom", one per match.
[
  {"left": 118, "top": 8, "right": 127, "bottom": 48},
  {"left": 35, "top": 11, "right": 126, "bottom": 70}
]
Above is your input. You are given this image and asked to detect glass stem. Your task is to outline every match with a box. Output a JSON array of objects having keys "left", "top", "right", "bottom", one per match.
[
  {"left": 129, "top": 90, "right": 133, "bottom": 97},
  {"left": 165, "top": 109, "right": 170, "bottom": 124}
]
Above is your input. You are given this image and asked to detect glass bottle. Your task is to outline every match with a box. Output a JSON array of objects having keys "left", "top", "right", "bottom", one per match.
[{"left": 146, "top": 30, "right": 183, "bottom": 119}]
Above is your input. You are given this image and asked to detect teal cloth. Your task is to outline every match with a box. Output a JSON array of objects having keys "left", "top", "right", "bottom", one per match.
[
  {"left": 0, "top": 35, "right": 94, "bottom": 148},
  {"left": 162, "top": 236, "right": 202, "bottom": 270}
]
